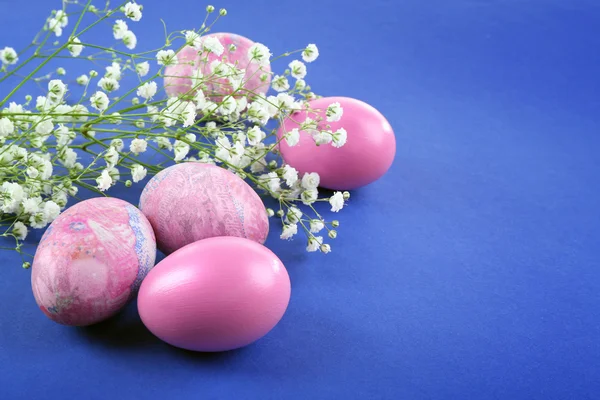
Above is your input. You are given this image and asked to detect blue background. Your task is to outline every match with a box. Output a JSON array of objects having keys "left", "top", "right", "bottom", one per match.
[{"left": 2, "top": 0, "right": 600, "bottom": 399}]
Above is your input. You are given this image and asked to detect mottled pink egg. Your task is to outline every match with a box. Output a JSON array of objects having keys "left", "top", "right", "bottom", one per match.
[
  {"left": 277, "top": 96, "right": 396, "bottom": 190},
  {"left": 138, "top": 237, "right": 291, "bottom": 352},
  {"left": 139, "top": 163, "right": 269, "bottom": 255},
  {"left": 31, "top": 198, "right": 156, "bottom": 326},
  {"left": 164, "top": 32, "right": 271, "bottom": 100}
]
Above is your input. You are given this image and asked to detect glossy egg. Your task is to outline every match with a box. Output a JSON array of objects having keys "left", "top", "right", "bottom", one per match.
[
  {"left": 139, "top": 163, "right": 269, "bottom": 255},
  {"left": 31, "top": 198, "right": 156, "bottom": 326},
  {"left": 277, "top": 96, "right": 396, "bottom": 190},
  {"left": 164, "top": 32, "right": 271, "bottom": 100},
  {"left": 138, "top": 237, "right": 291, "bottom": 352}
]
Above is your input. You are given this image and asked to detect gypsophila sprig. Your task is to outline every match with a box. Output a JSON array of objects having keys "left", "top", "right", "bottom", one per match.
[{"left": 0, "top": 0, "right": 348, "bottom": 265}]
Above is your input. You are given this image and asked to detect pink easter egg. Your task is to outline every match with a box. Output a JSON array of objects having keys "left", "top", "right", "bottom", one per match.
[
  {"left": 31, "top": 198, "right": 156, "bottom": 326},
  {"left": 138, "top": 236, "right": 291, "bottom": 352},
  {"left": 164, "top": 32, "right": 271, "bottom": 100},
  {"left": 139, "top": 162, "right": 269, "bottom": 255},
  {"left": 277, "top": 97, "right": 396, "bottom": 190}
]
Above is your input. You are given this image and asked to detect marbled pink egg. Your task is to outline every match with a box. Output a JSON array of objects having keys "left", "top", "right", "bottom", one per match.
[
  {"left": 277, "top": 96, "right": 396, "bottom": 190},
  {"left": 164, "top": 32, "right": 271, "bottom": 100},
  {"left": 31, "top": 198, "right": 156, "bottom": 326},
  {"left": 138, "top": 237, "right": 291, "bottom": 352},
  {"left": 139, "top": 163, "right": 269, "bottom": 255}
]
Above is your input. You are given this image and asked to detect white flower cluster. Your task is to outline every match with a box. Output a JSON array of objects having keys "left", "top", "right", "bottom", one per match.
[{"left": 0, "top": 1, "right": 347, "bottom": 256}]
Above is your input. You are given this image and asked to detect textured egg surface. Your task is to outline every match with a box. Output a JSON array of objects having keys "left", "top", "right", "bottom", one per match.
[
  {"left": 31, "top": 198, "right": 156, "bottom": 326},
  {"left": 139, "top": 162, "right": 269, "bottom": 255}
]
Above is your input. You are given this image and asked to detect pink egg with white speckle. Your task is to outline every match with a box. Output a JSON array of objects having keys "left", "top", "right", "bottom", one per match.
[
  {"left": 31, "top": 198, "right": 156, "bottom": 326},
  {"left": 139, "top": 162, "right": 269, "bottom": 255},
  {"left": 138, "top": 236, "right": 291, "bottom": 352},
  {"left": 277, "top": 96, "right": 396, "bottom": 190},
  {"left": 164, "top": 32, "right": 271, "bottom": 100}
]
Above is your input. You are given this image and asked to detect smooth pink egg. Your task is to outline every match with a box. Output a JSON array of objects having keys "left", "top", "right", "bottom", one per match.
[
  {"left": 31, "top": 198, "right": 156, "bottom": 326},
  {"left": 139, "top": 163, "right": 269, "bottom": 255},
  {"left": 277, "top": 96, "right": 396, "bottom": 190},
  {"left": 137, "top": 237, "right": 291, "bottom": 352},
  {"left": 164, "top": 32, "right": 271, "bottom": 100}
]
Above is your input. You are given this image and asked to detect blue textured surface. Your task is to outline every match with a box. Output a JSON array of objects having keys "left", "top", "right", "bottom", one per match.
[{"left": 2, "top": 1, "right": 600, "bottom": 399}]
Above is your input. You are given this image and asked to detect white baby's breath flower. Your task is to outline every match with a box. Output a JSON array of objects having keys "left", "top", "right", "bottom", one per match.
[
  {"left": 326, "top": 102, "right": 343, "bottom": 122},
  {"left": 136, "top": 81, "right": 157, "bottom": 100},
  {"left": 55, "top": 10, "right": 68, "bottom": 27},
  {"left": 131, "top": 164, "right": 147, "bottom": 183},
  {"left": 280, "top": 224, "right": 298, "bottom": 240},
  {"left": 124, "top": 1, "right": 142, "bottom": 21},
  {"left": 12, "top": 221, "right": 28, "bottom": 240},
  {"left": 22, "top": 197, "right": 42, "bottom": 214},
  {"left": 295, "top": 79, "right": 306, "bottom": 90},
  {"left": 156, "top": 49, "right": 176, "bottom": 66},
  {"left": 60, "top": 147, "right": 77, "bottom": 168},
  {"left": 108, "top": 166, "right": 120, "bottom": 182},
  {"left": 218, "top": 96, "right": 237, "bottom": 115},
  {"left": 282, "top": 165, "right": 298, "bottom": 187},
  {"left": 329, "top": 191, "right": 345, "bottom": 212},
  {"left": 98, "top": 77, "right": 120, "bottom": 92},
  {"left": 247, "top": 126, "right": 265, "bottom": 146},
  {"left": 0, "top": 47, "right": 18, "bottom": 65},
  {"left": 236, "top": 97, "right": 248, "bottom": 113},
  {"left": 43, "top": 200, "right": 61, "bottom": 222},
  {"left": 320, "top": 243, "right": 331, "bottom": 254},
  {"left": 122, "top": 30, "right": 137, "bottom": 49},
  {"left": 90, "top": 91, "right": 109, "bottom": 111},
  {"left": 1, "top": 182, "right": 24, "bottom": 213},
  {"left": 266, "top": 171, "right": 281, "bottom": 193},
  {"left": 247, "top": 101, "right": 269, "bottom": 126},
  {"left": 301, "top": 172, "right": 320, "bottom": 190},
  {"left": 302, "top": 44, "right": 319, "bottom": 62},
  {"left": 155, "top": 136, "right": 172, "bottom": 151},
  {"left": 286, "top": 206, "right": 303, "bottom": 224},
  {"left": 0, "top": 117, "right": 14, "bottom": 138},
  {"left": 202, "top": 36, "right": 224, "bottom": 56},
  {"left": 104, "top": 146, "right": 119, "bottom": 166},
  {"left": 173, "top": 140, "right": 190, "bottom": 161},
  {"left": 275, "top": 93, "right": 295, "bottom": 110},
  {"left": 185, "top": 30, "right": 201, "bottom": 47},
  {"left": 272, "top": 75, "right": 290, "bottom": 92},
  {"left": 313, "top": 130, "right": 333, "bottom": 145},
  {"left": 71, "top": 104, "right": 90, "bottom": 122},
  {"left": 248, "top": 43, "right": 271, "bottom": 66},
  {"left": 331, "top": 127, "right": 347, "bottom": 148},
  {"left": 180, "top": 101, "right": 197, "bottom": 127},
  {"left": 110, "top": 138, "right": 124, "bottom": 152},
  {"left": 307, "top": 236, "right": 323, "bottom": 252},
  {"left": 25, "top": 167, "right": 39, "bottom": 179},
  {"left": 34, "top": 117, "right": 54, "bottom": 136},
  {"left": 301, "top": 188, "right": 318, "bottom": 205},
  {"left": 289, "top": 60, "right": 307, "bottom": 79},
  {"left": 310, "top": 220, "right": 325, "bottom": 233},
  {"left": 215, "top": 136, "right": 231, "bottom": 162},
  {"left": 96, "top": 169, "right": 113, "bottom": 191},
  {"left": 284, "top": 128, "right": 300, "bottom": 147},
  {"left": 68, "top": 37, "right": 84, "bottom": 57},
  {"left": 48, "top": 79, "right": 67, "bottom": 102},
  {"left": 105, "top": 62, "right": 122, "bottom": 80},
  {"left": 136, "top": 61, "right": 150, "bottom": 76},
  {"left": 130, "top": 138, "right": 148, "bottom": 154},
  {"left": 48, "top": 18, "right": 63, "bottom": 37},
  {"left": 76, "top": 74, "right": 89, "bottom": 85},
  {"left": 113, "top": 20, "right": 128, "bottom": 39}
]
